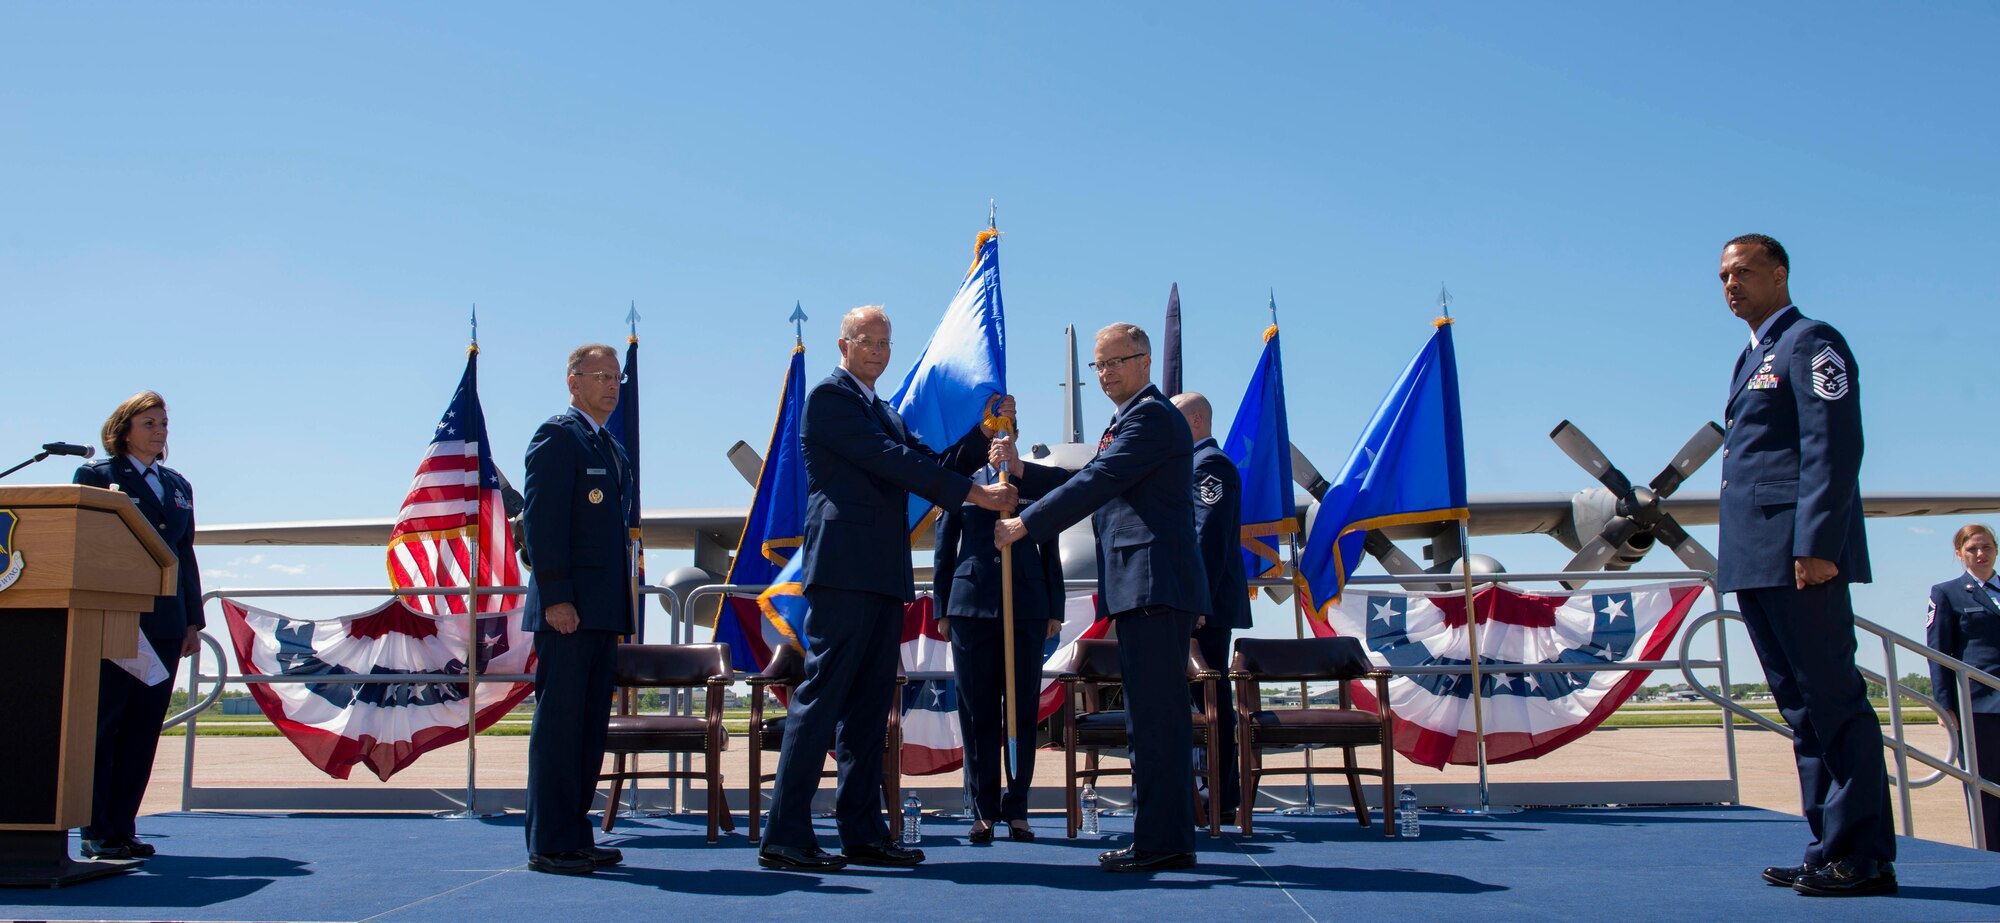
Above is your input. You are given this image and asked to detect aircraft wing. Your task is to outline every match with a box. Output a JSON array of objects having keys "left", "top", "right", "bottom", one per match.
[
  {"left": 199, "top": 492, "right": 2000, "bottom": 548},
  {"left": 198, "top": 508, "right": 754, "bottom": 549},
  {"left": 1654, "top": 492, "right": 2000, "bottom": 527},
  {"left": 1365, "top": 491, "right": 2000, "bottom": 542}
]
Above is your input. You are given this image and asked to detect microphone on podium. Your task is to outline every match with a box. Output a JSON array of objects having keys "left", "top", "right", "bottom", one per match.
[
  {"left": 41, "top": 442, "right": 96, "bottom": 459},
  {"left": 1, "top": 441, "right": 98, "bottom": 481}
]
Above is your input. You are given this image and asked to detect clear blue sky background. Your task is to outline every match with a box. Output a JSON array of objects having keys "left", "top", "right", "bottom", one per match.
[{"left": 5, "top": 3, "right": 1997, "bottom": 681}]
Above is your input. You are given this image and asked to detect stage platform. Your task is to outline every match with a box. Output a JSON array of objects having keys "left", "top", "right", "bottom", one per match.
[{"left": 4, "top": 806, "right": 1997, "bottom": 922}]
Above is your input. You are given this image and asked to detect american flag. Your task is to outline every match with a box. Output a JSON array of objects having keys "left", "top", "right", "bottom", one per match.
[{"left": 387, "top": 348, "right": 523, "bottom": 616}]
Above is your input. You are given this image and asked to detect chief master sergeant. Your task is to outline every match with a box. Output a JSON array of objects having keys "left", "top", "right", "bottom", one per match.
[{"left": 1716, "top": 233, "right": 1894, "bottom": 897}]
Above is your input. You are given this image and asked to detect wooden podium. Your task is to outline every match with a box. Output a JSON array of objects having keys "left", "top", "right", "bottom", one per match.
[{"left": 0, "top": 485, "right": 176, "bottom": 887}]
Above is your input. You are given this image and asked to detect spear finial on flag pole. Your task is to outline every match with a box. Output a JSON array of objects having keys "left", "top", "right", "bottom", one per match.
[
  {"left": 1439, "top": 283, "right": 1453, "bottom": 320},
  {"left": 789, "top": 301, "right": 808, "bottom": 347},
  {"left": 989, "top": 198, "right": 997, "bottom": 230},
  {"left": 1269, "top": 288, "right": 1279, "bottom": 325},
  {"left": 627, "top": 301, "right": 641, "bottom": 343},
  {"left": 469, "top": 304, "right": 479, "bottom": 355}
]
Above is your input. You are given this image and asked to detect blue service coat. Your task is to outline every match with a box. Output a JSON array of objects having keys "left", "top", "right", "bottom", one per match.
[
  {"left": 1929, "top": 576, "right": 2000, "bottom": 717},
  {"left": 74, "top": 457, "right": 203, "bottom": 644},
  {"left": 1192, "top": 437, "right": 1252, "bottom": 630},
  {"left": 798, "top": 370, "right": 990, "bottom": 601},
  {"left": 934, "top": 466, "right": 1063, "bottom": 623},
  {"left": 1717, "top": 308, "right": 1871, "bottom": 593},
  {"left": 521, "top": 407, "right": 635, "bottom": 634},
  {"left": 1016, "top": 384, "right": 1211, "bottom": 619}
]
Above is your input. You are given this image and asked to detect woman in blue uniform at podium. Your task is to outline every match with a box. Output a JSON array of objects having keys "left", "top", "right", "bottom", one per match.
[
  {"left": 934, "top": 436, "right": 1063, "bottom": 843},
  {"left": 72, "top": 391, "right": 203, "bottom": 861},
  {"left": 1928, "top": 523, "right": 2000, "bottom": 851}
]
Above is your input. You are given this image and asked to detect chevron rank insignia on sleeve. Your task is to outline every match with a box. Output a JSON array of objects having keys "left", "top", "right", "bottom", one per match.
[
  {"left": 1811, "top": 346, "right": 1850, "bottom": 400},
  {"left": 1196, "top": 473, "right": 1224, "bottom": 506}
]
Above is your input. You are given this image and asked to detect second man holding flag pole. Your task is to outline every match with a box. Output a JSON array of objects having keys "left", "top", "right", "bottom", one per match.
[{"left": 995, "top": 322, "right": 1211, "bottom": 873}]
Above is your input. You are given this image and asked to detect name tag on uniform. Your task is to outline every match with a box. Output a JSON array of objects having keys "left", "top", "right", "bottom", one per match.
[{"left": 586, "top": 468, "right": 608, "bottom": 475}]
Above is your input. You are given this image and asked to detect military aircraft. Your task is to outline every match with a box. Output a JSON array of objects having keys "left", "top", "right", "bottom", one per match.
[{"left": 197, "top": 324, "right": 2000, "bottom": 612}]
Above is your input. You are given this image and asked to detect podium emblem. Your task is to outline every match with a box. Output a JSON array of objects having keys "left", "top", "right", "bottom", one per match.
[{"left": 0, "top": 509, "right": 21, "bottom": 593}]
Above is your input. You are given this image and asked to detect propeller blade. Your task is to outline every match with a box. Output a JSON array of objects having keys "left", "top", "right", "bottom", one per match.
[
  {"left": 1649, "top": 422, "right": 1726, "bottom": 498},
  {"left": 1560, "top": 517, "right": 1642, "bottom": 589},
  {"left": 1651, "top": 515, "right": 1720, "bottom": 575},
  {"left": 1549, "top": 420, "right": 1633, "bottom": 496},
  {"left": 1364, "top": 531, "right": 1454, "bottom": 592},
  {"left": 1290, "top": 442, "right": 1331, "bottom": 499},
  {"left": 726, "top": 440, "right": 763, "bottom": 487}
]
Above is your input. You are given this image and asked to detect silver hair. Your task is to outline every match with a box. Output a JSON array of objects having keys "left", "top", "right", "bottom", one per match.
[{"left": 841, "top": 305, "right": 892, "bottom": 339}]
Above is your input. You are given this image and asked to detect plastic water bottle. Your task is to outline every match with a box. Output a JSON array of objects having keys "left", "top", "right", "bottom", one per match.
[
  {"left": 1081, "top": 784, "right": 1101, "bottom": 835},
  {"left": 1397, "top": 785, "right": 1420, "bottom": 838},
  {"left": 901, "top": 791, "right": 923, "bottom": 845}
]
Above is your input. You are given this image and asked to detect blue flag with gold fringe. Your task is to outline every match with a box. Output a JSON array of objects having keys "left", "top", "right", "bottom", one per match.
[
  {"left": 1222, "top": 321, "right": 1297, "bottom": 586},
  {"left": 1298, "top": 318, "right": 1468, "bottom": 628},
  {"left": 715, "top": 343, "right": 810, "bottom": 670},
  {"left": 890, "top": 227, "right": 1007, "bottom": 542}
]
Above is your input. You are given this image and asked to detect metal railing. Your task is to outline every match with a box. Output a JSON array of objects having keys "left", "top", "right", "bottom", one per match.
[
  {"left": 175, "top": 584, "right": 677, "bottom": 813},
  {"left": 1678, "top": 607, "right": 2000, "bottom": 849},
  {"left": 171, "top": 568, "right": 1748, "bottom": 816},
  {"left": 684, "top": 568, "right": 1740, "bottom": 811}
]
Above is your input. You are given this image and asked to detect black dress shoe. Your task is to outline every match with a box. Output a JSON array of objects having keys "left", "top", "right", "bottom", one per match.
[
  {"left": 1761, "top": 863, "right": 1817, "bottom": 887},
  {"left": 758, "top": 844, "right": 849, "bottom": 872},
  {"left": 79, "top": 839, "right": 135, "bottom": 861},
  {"left": 842, "top": 840, "right": 925, "bottom": 867},
  {"left": 968, "top": 822, "right": 994, "bottom": 844},
  {"left": 1102, "top": 849, "right": 1196, "bottom": 873},
  {"left": 1098, "top": 845, "right": 1135, "bottom": 864},
  {"left": 122, "top": 837, "right": 157, "bottom": 859},
  {"left": 1794, "top": 858, "right": 1896, "bottom": 897},
  {"left": 1007, "top": 822, "right": 1035, "bottom": 843},
  {"left": 528, "top": 851, "right": 597, "bottom": 875},
  {"left": 587, "top": 845, "right": 623, "bottom": 868}
]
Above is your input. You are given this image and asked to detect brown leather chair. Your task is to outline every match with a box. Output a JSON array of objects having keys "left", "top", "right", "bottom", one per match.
[
  {"left": 597, "top": 643, "right": 736, "bottom": 842},
  {"left": 743, "top": 643, "right": 906, "bottom": 843},
  {"left": 1231, "top": 636, "right": 1395, "bottom": 837},
  {"left": 1055, "top": 637, "right": 1223, "bottom": 839}
]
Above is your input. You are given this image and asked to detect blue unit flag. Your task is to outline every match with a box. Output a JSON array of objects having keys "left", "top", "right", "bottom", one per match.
[
  {"left": 889, "top": 228, "right": 1007, "bottom": 541},
  {"left": 1222, "top": 322, "right": 1298, "bottom": 585},
  {"left": 1298, "top": 318, "right": 1469, "bottom": 627}
]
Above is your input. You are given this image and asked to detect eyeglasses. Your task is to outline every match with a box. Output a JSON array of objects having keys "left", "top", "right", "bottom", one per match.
[
  {"left": 1089, "top": 352, "right": 1147, "bottom": 373},
  {"left": 571, "top": 371, "right": 627, "bottom": 385},
  {"left": 843, "top": 336, "right": 893, "bottom": 352}
]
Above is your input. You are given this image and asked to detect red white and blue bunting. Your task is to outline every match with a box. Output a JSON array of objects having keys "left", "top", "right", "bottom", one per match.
[{"left": 1319, "top": 580, "right": 1706, "bottom": 769}]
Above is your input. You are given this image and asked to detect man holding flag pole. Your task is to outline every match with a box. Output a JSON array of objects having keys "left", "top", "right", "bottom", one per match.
[
  {"left": 996, "top": 322, "right": 1210, "bottom": 873},
  {"left": 757, "top": 304, "right": 1017, "bottom": 873}
]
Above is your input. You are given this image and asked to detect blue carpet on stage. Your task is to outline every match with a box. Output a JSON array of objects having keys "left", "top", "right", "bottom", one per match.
[{"left": 3, "top": 807, "right": 1997, "bottom": 922}]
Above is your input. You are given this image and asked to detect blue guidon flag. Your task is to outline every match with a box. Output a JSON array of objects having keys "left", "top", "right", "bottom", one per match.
[
  {"left": 0, "top": 509, "right": 22, "bottom": 593},
  {"left": 1320, "top": 580, "right": 1706, "bottom": 769}
]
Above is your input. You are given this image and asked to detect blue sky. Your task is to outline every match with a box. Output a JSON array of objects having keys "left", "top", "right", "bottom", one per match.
[{"left": 4, "top": 3, "right": 1997, "bottom": 675}]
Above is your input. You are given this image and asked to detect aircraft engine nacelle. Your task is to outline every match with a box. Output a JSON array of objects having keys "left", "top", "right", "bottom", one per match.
[{"left": 1608, "top": 532, "right": 1655, "bottom": 570}]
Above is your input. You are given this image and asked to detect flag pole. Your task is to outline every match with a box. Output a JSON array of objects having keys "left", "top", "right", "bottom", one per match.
[
  {"left": 988, "top": 202, "right": 1021, "bottom": 782},
  {"left": 446, "top": 307, "right": 494, "bottom": 818},
  {"left": 1435, "top": 286, "right": 1514, "bottom": 818}
]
